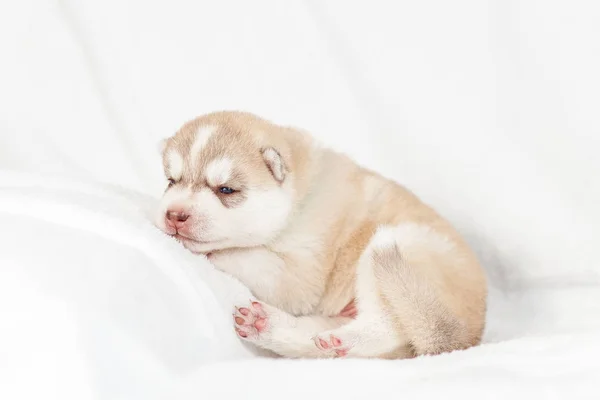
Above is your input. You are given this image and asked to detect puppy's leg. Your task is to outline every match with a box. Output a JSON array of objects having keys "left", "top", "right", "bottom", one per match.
[
  {"left": 233, "top": 300, "right": 350, "bottom": 358},
  {"left": 370, "top": 224, "right": 484, "bottom": 356},
  {"left": 312, "top": 228, "right": 409, "bottom": 358},
  {"left": 313, "top": 224, "right": 483, "bottom": 359},
  {"left": 216, "top": 248, "right": 350, "bottom": 358}
]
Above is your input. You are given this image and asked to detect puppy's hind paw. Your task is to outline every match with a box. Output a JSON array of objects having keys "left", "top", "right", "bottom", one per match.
[{"left": 313, "top": 333, "right": 351, "bottom": 357}]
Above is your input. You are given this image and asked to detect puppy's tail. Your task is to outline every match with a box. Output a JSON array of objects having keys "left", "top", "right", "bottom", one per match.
[{"left": 371, "top": 239, "right": 478, "bottom": 356}]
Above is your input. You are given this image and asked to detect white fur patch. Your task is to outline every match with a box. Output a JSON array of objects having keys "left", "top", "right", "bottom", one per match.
[
  {"left": 205, "top": 157, "right": 233, "bottom": 186},
  {"left": 209, "top": 247, "right": 284, "bottom": 299},
  {"left": 370, "top": 226, "right": 399, "bottom": 249},
  {"left": 167, "top": 149, "right": 184, "bottom": 180},
  {"left": 392, "top": 223, "right": 455, "bottom": 254},
  {"left": 369, "top": 224, "right": 454, "bottom": 254},
  {"left": 162, "top": 184, "right": 192, "bottom": 206},
  {"left": 190, "top": 125, "right": 216, "bottom": 167}
]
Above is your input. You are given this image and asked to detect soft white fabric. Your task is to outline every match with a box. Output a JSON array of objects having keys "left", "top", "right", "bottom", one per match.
[{"left": 1, "top": 0, "right": 600, "bottom": 399}]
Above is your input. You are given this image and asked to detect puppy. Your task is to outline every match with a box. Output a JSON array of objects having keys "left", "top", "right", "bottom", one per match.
[{"left": 155, "top": 111, "right": 487, "bottom": 359}]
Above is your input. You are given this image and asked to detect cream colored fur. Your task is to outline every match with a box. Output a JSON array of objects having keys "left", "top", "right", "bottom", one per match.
[{"left": 155, "top": 111, "right": 487, "bottom": 359}]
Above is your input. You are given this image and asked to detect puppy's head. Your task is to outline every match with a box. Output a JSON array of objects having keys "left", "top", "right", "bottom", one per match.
[{"left": 155, "top": 111, "right": 294, "bottom": 254}]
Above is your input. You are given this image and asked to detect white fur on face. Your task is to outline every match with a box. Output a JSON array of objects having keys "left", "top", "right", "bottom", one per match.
[
  {"left": 175, "top": 185, "right": 293, "bottom": 253},
  {"left": 190, "top": 125, "right": 216, "bottom": 168},
  {"left": 166, "top": 149, "right": 184, "bottom": 181},
  {"left": 205, "top": 157, "right": 233, "bottom": 187},
  {"left": 220, "top": 187, "right": 292, "bottom": 243}
]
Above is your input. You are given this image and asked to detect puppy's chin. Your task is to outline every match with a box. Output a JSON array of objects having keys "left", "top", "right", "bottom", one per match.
[{"left": 178, "top": 236, "right": 222, "bottom": 255}]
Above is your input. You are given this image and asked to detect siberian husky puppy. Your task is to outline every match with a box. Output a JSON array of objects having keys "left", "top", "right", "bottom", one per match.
[{"left": 155, "top": 111, "right": 487, "bottom": 359}]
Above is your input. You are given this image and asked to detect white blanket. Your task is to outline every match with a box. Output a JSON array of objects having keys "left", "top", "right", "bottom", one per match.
[
  {"left": 2, "top": 171, "right": 599, "bottom": 400},
  {"left": 2, "top": 0, "right": 600, "bottom": 399}
]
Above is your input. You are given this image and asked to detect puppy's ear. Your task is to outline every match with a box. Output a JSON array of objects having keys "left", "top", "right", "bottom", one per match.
[
  {"left": 262, "top": 147, "right": 287, "bottom": 183},
  {"left": 157, "top": 138, "right": 168, "bottom": 155}
]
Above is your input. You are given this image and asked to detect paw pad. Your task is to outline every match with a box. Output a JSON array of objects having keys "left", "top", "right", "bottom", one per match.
[
  {"left": 313, "top": 334, "right": 350, "bottom": 357},
  {"left": 233, "top": 300, "right": 269, "bottom": 340}
]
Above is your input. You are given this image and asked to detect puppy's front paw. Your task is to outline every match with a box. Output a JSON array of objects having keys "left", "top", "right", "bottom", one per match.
[{"left": 233, "top": 301, "right": 270, "bottom": 341}]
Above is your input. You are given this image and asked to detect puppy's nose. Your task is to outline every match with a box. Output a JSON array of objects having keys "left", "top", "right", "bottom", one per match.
[{"left": 166, "top": 210, "right": 189, "bottom": 223}]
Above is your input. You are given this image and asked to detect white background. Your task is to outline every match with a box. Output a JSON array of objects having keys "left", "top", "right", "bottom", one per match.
[{"left": 1, "top": 1, "right": 600, "bottom": 399}]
